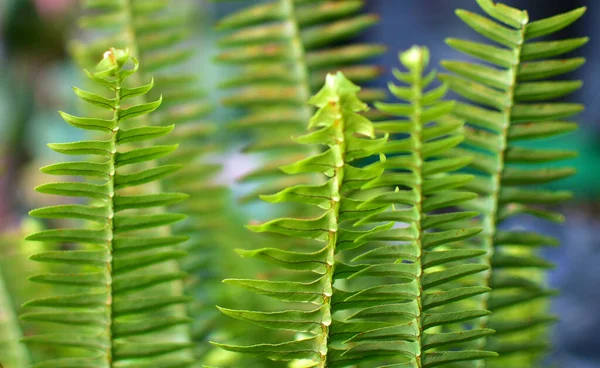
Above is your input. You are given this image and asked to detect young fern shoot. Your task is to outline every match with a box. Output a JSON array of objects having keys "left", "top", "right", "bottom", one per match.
[
  {"left": 215, "top": 73, "right": 401, "bottom": 367},
  {"left": 22, "top": 49, "right": 193, "bottom": 367},
  {"left": 356, "top": 46, "right": 496, "bottom": 367},
  {"left": 441, "top": 0, "right": 586, "bottom": 364}
]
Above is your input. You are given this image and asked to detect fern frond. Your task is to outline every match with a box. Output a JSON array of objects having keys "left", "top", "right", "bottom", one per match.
[
  {"left": 216, "top": 72, "right": 401, "bottom": 367},
  {"left": 22, "top": 49, "right": 194, "bottom": 367},
  {"left": 72, "top": 0, "right": 228, "bottom": 356},
  {"left": 72, "top": 0, "right": 211, "bottom": 168},
  {"left": 215, "top": 3, "right": 384, "bottom": 363},
  {"left": 342, "top": 46, "right": 495, "bottom": 367},
  {"left": 74, "top": 1, "right": 192, "bottom": 72},
  {"left": 0, "top": 254, "right": 31, "bottom": 367},
  {"left": 441, "top": 1, "right": 586, "bottom": 364},
  {"left": 72, "top": 0, "right": 212, "bottom": 161},
  {"left": 216, "top": 0, "right": 386, "bottom": 202}
]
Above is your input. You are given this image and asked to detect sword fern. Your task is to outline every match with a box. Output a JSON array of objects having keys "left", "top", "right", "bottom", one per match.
[
  {"left": 72, "top": 0, "right": 226, "bottom": 357},
  {"left": 214, "top": 72, "right": 395, "bottom": 367},
  {"left": 440, "top": 0, "right": 586, "bottom": 364},
  {"left": 355, "top": 45, "right": 497, "bottom": 367},
  {"left": 22, "top": 49, "right": 194, "bottom": 368},
  {"left": 216, "top": 0, "right": 386, "bottom": 202}
]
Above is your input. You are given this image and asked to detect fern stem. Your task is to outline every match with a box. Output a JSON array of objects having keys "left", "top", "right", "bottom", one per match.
[
  {"left": 106, "top": 70, "right": 121, "bottom": 366},
  {"left": 475, "top": 13, "right": 528, "bottom": 366},
  {"left": 283, "top": 0, "right": 325, "bottom": 191},
  {"left": 0, "top": 263, "right": 31, "bottom": 367},
  {"left": 319, "top": 95, "right": 347, "bottom": 368},
  {"left": 123, "top": 0, "right": 143, "bottom": 85},
  {"left": 409, "top": 52, "right": 426, "bottom": 368}
]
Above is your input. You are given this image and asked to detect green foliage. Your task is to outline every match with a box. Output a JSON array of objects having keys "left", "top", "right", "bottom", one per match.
[
  {"left": 215, "top": 72, "right": 396, "bottom": 367},
  {"left": 440, "top": 0, "right": 586, "bottom": 365},
  {"left": 71, "top": 0, "right": 213, "bottom": 187},
  {"left": 216, "top": 0, "right": 386, "bottom": 202},
  {"left": 0, "top": 1, "right": 588, "bottom": 367},
  {"left": 73, "top": 0, "right": 192, "bottom": 73},
  {"left": 71, "top": 0, "right": 214, "bottom": 184},
  {"left": 213, "top": 3, "right": 387, "bottom": 364},
  {"left": 0, "top": 220, "right": 53, "bottom": 367},
  {"left": 353, "top": 45, "right": 496, "bottom": 367},
  {"left": 0, "top": 258, "right": 31, "bottom": 368},
  {"left": 22, "top": 49, "right": 194, "bottom": 368},
  {"left": 72, "top": 0, "right": 234, "bottom": 360}
]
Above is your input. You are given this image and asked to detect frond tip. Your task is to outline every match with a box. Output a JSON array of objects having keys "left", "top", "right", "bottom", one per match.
[{"left": 22, "top": 48, "right": 193, "bottom": 367}]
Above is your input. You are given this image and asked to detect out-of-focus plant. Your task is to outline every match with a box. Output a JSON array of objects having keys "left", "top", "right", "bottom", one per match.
[
  {"left": 69, "top": 0, "right": 240, "bottom": 361},
  {"left": 440, "top": 1, "right": 586, "bottom": 366},
  {"left": 0, "top": 225, "right": 34, "bottom": 368},
  {"left": 0, "top": 1, "right": 588, "bottom": 367},
  {"left": 215, "top": 0, "right": 386, "bottom": 203}
]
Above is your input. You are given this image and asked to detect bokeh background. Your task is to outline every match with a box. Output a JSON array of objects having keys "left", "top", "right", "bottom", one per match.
[{"left": 0, "top": 0, "right": 597, "bottom": 367}]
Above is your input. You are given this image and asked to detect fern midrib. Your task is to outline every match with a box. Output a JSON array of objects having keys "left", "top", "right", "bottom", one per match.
[
  {"left": 411, "top": 59, "right": 425, "bottom": 368},
  {"left": 283, "top": 0, "right": 312, "bottom": 115},
  {"left": 320, "top": 100, "right": 347, "bottom": 368},
  {"left": 106, "top": 74, "right": 121, "bottom": 366},
  {"left": 123, "top": 0, "right": 144, "bottom": 91},
  {"left": 476, "top": 15, "right": 528, "bottom": 363},
  {"left": 284, "top": 0, "right": 323, "bottom": 174}
]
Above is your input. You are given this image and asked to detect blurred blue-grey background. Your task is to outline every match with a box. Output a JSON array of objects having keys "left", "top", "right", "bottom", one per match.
[{"left": 0, "top": 0, "right": 597, "bottom": 367}]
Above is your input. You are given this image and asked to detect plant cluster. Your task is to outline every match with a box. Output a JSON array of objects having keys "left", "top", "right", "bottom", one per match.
[{"left": 0, "top": 0, "right": 587, "bottom": 367}]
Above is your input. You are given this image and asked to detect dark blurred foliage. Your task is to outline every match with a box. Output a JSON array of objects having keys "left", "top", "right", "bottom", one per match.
[
  {"left": 4, "top": 0, "right": 68, "bottom": 59},
  {"left": 0, "top": 1, "right": 598, "bottom": 367}
]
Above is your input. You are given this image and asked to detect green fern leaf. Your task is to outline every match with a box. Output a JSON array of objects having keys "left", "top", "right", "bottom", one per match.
[
  {"left": 441, "top": 1, "right": 586, "bottom": 365},
  {"left": 215, "top": 4, "right": 385, "bottom": 365},
  {"left": 0, "top": 243, "right": 32, "bottom": 367},
  {"left": 72, "top": 1, "right": 238, "bottom": 359},
  {"left": 341, "top": 46, "right": 496, "bottom": 367},
  {"left": 216, "top": 72, "right": 404, "bottom": 367},
  {"left": 22, "top": 49, "right": 193, "bottom": 367}
]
